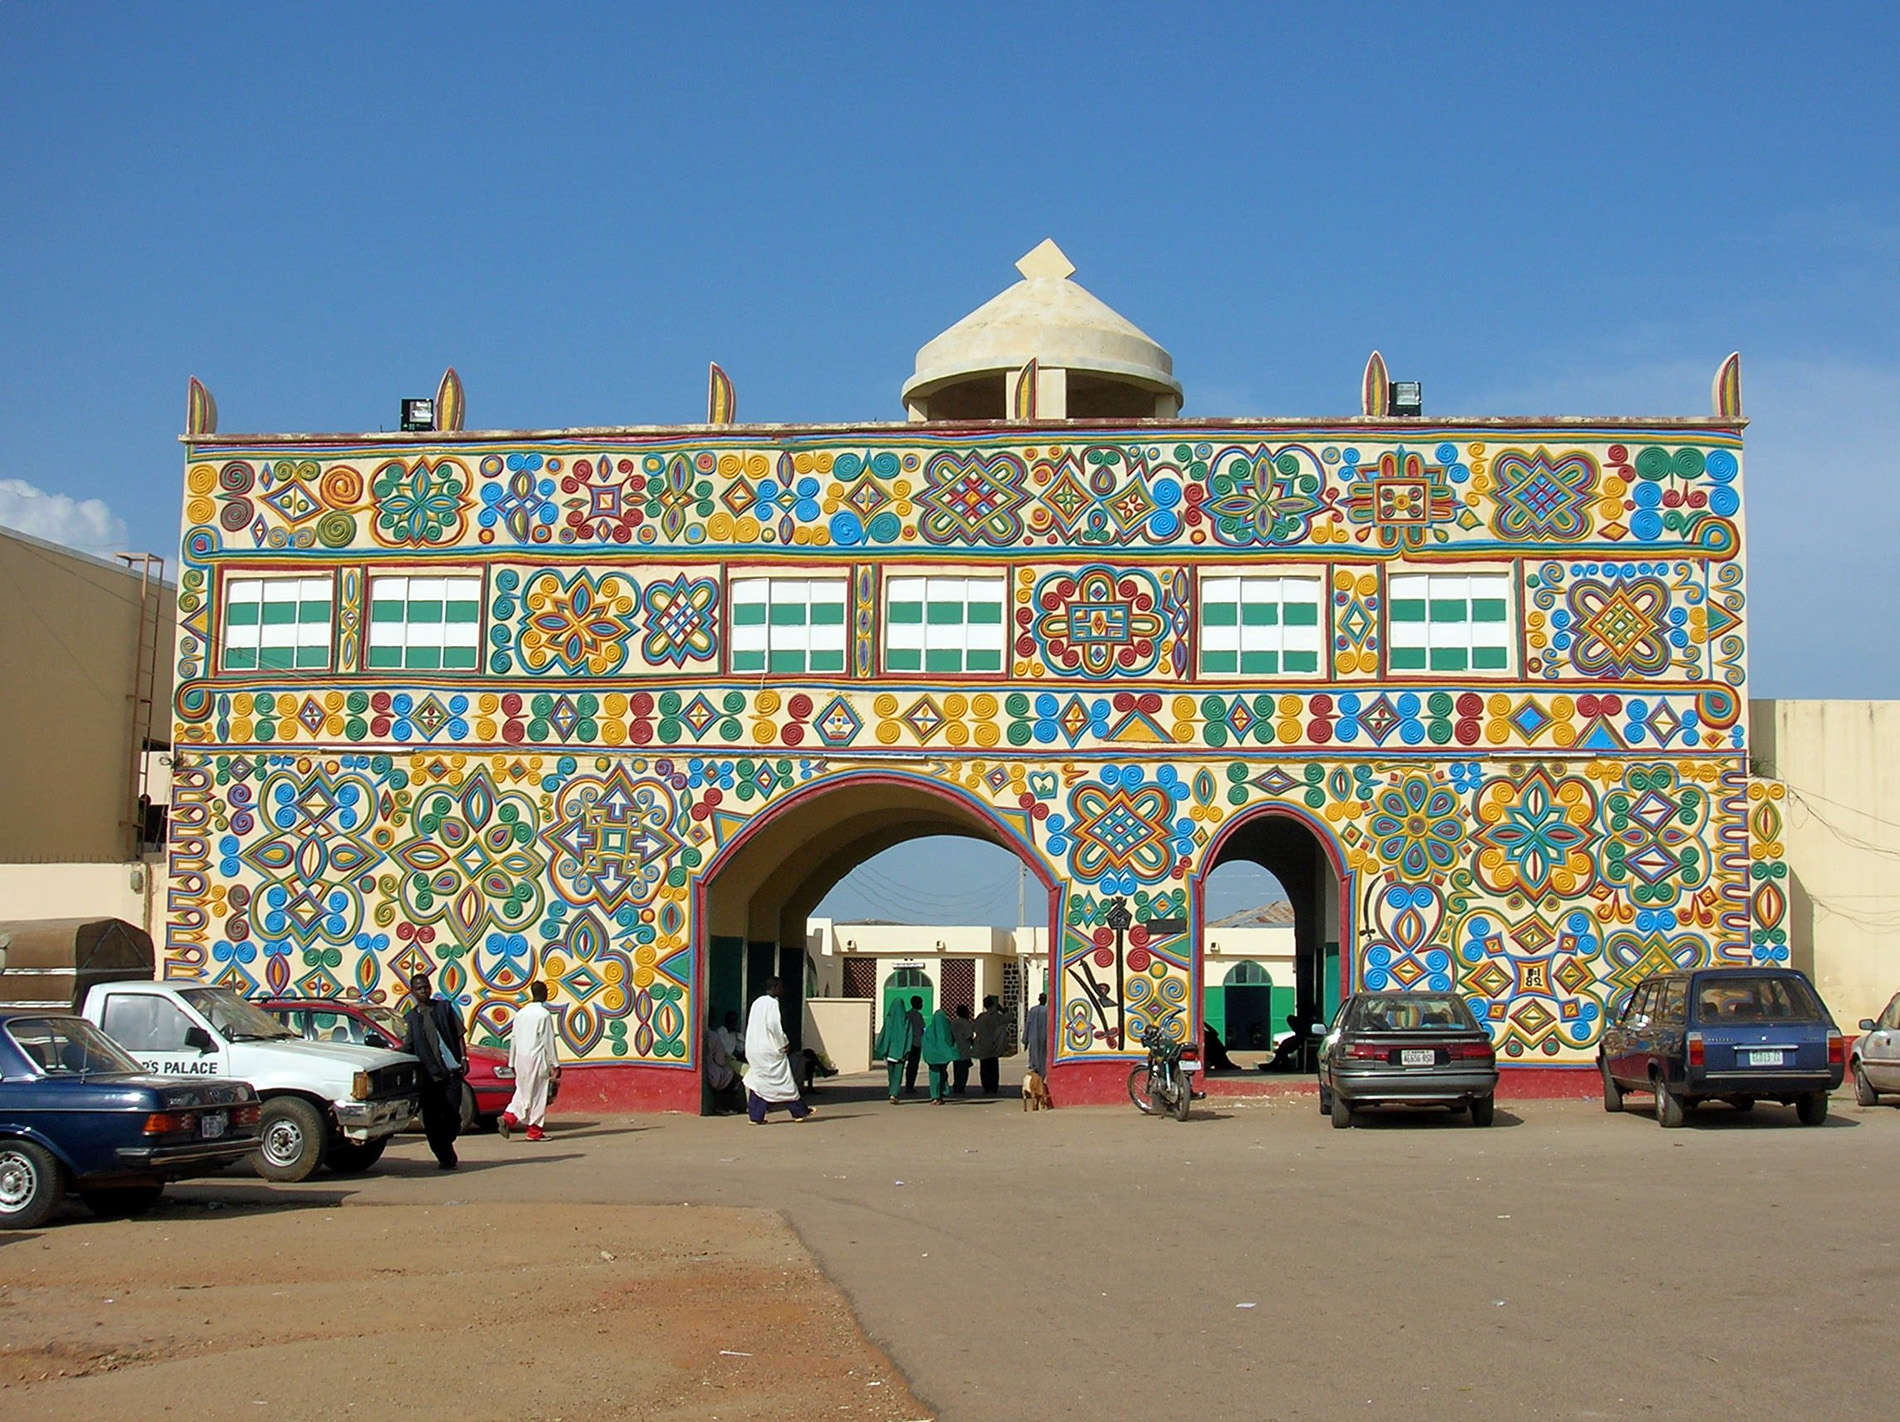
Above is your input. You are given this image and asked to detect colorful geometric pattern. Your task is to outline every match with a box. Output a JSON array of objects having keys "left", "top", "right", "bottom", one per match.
[{"left": 168, "top": 420, "right": 1763, "bottom": 1082}]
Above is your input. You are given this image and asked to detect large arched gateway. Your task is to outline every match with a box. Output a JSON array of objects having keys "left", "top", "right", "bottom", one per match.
[{"left": 163, "top": 243, "right": 1787, "bottom": 1109}]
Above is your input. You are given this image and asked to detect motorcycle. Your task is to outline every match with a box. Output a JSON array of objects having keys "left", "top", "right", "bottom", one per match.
[{"left": 1127, "top": 1021, "right": 1197, "bottom": 1121}]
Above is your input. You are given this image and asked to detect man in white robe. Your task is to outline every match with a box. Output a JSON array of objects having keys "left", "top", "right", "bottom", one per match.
[
  {"left": 741, "top": 978, "right": 813, "bottom": 1124},
  {"left": 499, "top": 981, "right": 561, "bottom": 1141}
]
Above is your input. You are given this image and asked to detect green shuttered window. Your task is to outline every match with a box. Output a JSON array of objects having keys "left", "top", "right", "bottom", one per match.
[
  {"left": 222, "top": 575, "right": 334, "bottom": 672},
  {"left": 1387, "top": 572, "right": 1513, "bottom": 674},
  {"left": 366, "top": 575, "right": 483, "bottom": 672},
  {"left": 1198, "top": 575, "right": 1322, "bottom": 677},
  {"left": 884, "top": 575, "right": 1007, "bottom": 674},
  {"left": 730, "top": 577, "right": 848, "bottom": 674}
]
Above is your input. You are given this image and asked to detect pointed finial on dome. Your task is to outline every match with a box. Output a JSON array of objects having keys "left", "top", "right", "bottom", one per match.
[{"left": 1016, "top": 238, "right": 1075, "bottom": 282}]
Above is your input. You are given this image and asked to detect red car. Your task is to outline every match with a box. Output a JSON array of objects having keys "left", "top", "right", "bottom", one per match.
[{"left": 258, "top": 997, "right": 514, "bottom": 1132}]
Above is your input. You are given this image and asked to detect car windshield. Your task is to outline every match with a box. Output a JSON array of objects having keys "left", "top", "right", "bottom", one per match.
[
  {"left": 1347, "top": 995, "right": 1476, "bottom": 1033},
  {"left": 179, "top": 988, "right": 299, "bottom": 1042},
  {"left": 6, "top": 1016, "right": 144, "bottom": 1076},
  {"left": 363, "top": 1006, "right": 408, "bottom": 1040},
  {"left": 1695, "top": 976, "right": 1824, "bottom": 1024}
]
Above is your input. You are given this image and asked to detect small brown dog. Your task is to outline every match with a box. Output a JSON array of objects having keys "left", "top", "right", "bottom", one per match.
[{"left": 1021, "top": 1069, "right": 1052, "bottom": 1111}]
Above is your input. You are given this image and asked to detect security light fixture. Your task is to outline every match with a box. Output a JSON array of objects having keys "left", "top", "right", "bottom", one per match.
[
  {"left": 400, "top": 397, "right": 436, "bottom": 432},
  {"left": 1391, "top": 381, "right": 1423, "bottom": 417}
]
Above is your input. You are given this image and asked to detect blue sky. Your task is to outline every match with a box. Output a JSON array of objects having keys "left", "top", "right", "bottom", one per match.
[{"left": 3, "top": 4, "right": 1894, "bottom": 923}]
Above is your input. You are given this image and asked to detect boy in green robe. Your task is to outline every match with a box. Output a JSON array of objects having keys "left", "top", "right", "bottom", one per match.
[
  {"left": 874, "top": 1006, "right": 911, "bottom": 1105},
  {"left": 921, "top": 1008, "right": 959, "bottom": 1104}
]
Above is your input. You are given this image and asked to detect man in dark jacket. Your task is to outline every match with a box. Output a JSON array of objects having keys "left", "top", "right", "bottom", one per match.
[{"left": 404, "top": 969, "right": 467, "bottom": 1170}]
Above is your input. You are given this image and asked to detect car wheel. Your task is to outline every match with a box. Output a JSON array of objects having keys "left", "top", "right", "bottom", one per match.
[
  {"left": 253, "top": 1098, "right": 327, "bottom": 1183},
  {"left": 81, "top": 1185, "right": 164, "bottom": 1218},
  {"left": 0, "top": 1141, "right": 62, "bottom": 1229},
  {"left": 1330, "top": 1090, "right": 1353, "bottom": 1129},
  {"left": 1599, "top": 1058, "right": 1624, "bottom": 1113},
  {"left": 1854, "top": 1063, "right": 1879, "bottom": 1107},
  {"left": 1126, "top": 1065, "right": 1158, "bottom": 1116},
  {"left": 323, "top": 1139, "right": 388, "bottom": 1174},
  {"left": 1317, "top": 1084, "right": 1332, "bottom": 1116},
  {"left": 458, "top": 1083, "right": 479, "bottom": 1134},
  {"left": 1796, "top": 1090, "right": 1830, "bottom": 1126},
  {"left": 1653, "top": 1076, "right": 1685, "bottom": 1129},
  {"left": 1470, "top": 1093, "right": 1496, "bottom": 1127}
]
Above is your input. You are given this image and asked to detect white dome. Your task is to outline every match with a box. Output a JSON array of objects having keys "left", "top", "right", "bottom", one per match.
[{"left": 902, "top": 241, "right": 1181, "bottom": 416}]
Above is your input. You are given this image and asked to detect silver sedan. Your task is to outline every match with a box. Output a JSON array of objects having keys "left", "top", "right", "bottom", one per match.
[
  {"left": 1852, "top": 991, "right": 1900, "bottom": 1105},
  {"left": 1318, "top": 991, "right": 1500, "bottom": 1128}
]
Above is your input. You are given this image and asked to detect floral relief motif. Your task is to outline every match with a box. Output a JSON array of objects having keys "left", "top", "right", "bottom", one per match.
[
  {"left": 519, "top": 571, "right": 638, "bottom": 676},
  {"left": 1367, "top": 772, "right": 1465, "bottom": 881},
  {"left": 1204, "top": 445, "right": 1326, "bottom": 546},
  {"left": 372, "top": 457, "right": 470, "bottom": 547},
  {"left": 1471, "top": 765, "right": 1598, "bottom": 901}
]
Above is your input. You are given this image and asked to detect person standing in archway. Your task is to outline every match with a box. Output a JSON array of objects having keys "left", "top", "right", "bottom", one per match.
[
  {"left": 974, "top": 995, "right": 1007, "bottom": 1096},
  {"left": 902, "top": 995, "right": 926, "bottom": 1096},
  {"left": 742, "top": 978, "right": 814, "bottom": 1125},
  {"left": 921, "top": 1006, "right": 959, "bottom": 1104},
  {"left": 1024, "top": 991, "right": 1049, "bottom": 1081},
  {"left": 949, "top": 1003, "right": 975, "bottom": 1094},
  {"left": 875, "top": 1005, "right": 911, "bottom": 1105}
]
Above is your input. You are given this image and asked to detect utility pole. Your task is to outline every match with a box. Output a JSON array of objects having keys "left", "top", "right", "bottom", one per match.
[{"left": 1017, "top": 862, "right": 1025, "bottom": 929}]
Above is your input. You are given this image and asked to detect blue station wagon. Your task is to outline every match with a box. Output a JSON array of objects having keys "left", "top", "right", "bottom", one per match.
[
  {"left": 1596, "top": 968, "right": 1844, "bottom": 1127},
  {"left": 0, "top": 1011, "right": 262, "bottom": 1227}
]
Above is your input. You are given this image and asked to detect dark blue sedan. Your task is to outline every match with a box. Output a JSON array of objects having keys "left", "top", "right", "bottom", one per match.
[
  {"left": 1597, "top": 968, "right": 1844, "bottom": 1127},
  {"left": 0, "top": 1011, "right": 262, "bottom": 1227}
]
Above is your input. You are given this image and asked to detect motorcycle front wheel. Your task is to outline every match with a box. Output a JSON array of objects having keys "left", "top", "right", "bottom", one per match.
[{"left": 1127, "top": 1063, "right": 1159, "bottom": 1114}]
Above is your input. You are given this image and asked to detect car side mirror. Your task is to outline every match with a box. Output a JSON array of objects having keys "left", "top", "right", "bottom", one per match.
[
  {"left": 367, "top": 1032, "right": 393, "bottom": 1049},
  {"left": 183, "top": 1025, "right": 214, "bottom": 1054},
  {"left": 1860, "top": 1019, "right": 1878, "bottom": 1032},
  {"left": 1309, "top": 1024, "right": 1327, "bottom": 1036}
]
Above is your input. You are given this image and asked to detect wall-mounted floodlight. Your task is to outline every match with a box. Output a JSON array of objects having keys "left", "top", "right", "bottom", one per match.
[
  {"left": 400, "top": 398, "right": 436, "bottom": 432},
  {"left": 1390, "top": 381, "right": 1423, "bottom": 417}
]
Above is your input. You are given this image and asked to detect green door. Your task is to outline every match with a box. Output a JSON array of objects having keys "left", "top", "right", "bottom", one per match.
[{"left": 880, "top": 968, "right": 931, "bottom": 1056}]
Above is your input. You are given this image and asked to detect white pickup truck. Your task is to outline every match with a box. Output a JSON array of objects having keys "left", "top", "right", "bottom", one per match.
[{"left": 79, "top": 981, "right": 420, "bottom": 1182}]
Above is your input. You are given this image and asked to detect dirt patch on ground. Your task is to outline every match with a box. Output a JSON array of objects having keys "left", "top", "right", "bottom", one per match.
[{"left": 0, "top": 1201, "right": 928, "bottom": 1422}]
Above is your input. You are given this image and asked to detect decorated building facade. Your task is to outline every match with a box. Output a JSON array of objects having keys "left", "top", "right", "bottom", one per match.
[{"left": 164, "top": 243, "right": 1786, "bottom": 1108}]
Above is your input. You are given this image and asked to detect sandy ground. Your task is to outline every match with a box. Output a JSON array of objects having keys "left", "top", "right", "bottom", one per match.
[
  {"left": 0, "top": 1200, "right": 925, "bottom": 1422},
  {"left": 5, "top": 1072, "right": 1900, "bottom": 1422}
]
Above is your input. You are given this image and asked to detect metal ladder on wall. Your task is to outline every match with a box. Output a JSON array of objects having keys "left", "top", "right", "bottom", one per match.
[{"left": 117, "top": 553, "right": 166, "bottom": 860}]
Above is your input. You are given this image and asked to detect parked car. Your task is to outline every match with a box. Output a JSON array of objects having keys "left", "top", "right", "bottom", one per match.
[
  {"left": 0, "top": 1010, "right": 262, "bottom": 1228},
  {"left": 81, "top": 981, "right": 418, "bottom": 1181},
  {"left": 1317, "top": 991, "right": 1499, "bottom": 1128},
  {"left": 258, "top": 996, "right": 513, "bottom": 1132},
  {"left": 1597, "top": 967, "right": 1844, "bottom": 1127},
  {"left": 1850, "top": 990, "right": 1900, "bottom": 1105}
]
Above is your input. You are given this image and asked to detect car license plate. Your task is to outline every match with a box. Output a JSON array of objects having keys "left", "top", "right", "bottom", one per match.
[
  {"left": 1401, "top": 1049, "right": 1435, "bottom": 1067},
  {"left": 1744, "top": 1050, "right": 1784, "bottom": 1067},
  {"left": 200, "top": 1112, "right": 228, "bottom": 1140}
]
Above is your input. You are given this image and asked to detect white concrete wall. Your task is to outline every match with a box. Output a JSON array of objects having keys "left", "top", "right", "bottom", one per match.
[
  {"left": 0, "top": 860, "right": 157, "bottom": 931},
  {"left": 803, "top": 997, "right": 873, "bottom": 1074},
  {"left": 1204, "top": 923, "right": 1296, "bottom": 972},
  {"left": 1751, "top": 700, "right": 1900, "bottom": 1027}
]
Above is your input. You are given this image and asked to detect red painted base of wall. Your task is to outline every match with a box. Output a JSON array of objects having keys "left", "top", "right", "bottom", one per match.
[
  {"left": 545, "top": 1061, "right": 1603, "bottom": 1115},
  {"left": 1049, "top": 1061, "right": 1602, "bottom": 1107},
  {"left": 553, "top": 1063, "right": 701, "bottom": 1114}
]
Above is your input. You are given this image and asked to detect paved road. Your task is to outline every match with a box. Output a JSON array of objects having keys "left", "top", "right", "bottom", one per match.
[{"left": 179, "top": 1078, "right": 1900, "bottom": 1421}]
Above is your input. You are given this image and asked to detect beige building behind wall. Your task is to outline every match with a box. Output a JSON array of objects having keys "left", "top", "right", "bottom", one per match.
[
  {"left": 0, "top": 526, "right": 174, "bottom": 923},
  {"left": 1750, "top": 700, "right": 1900, "bottom": 1027}
]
